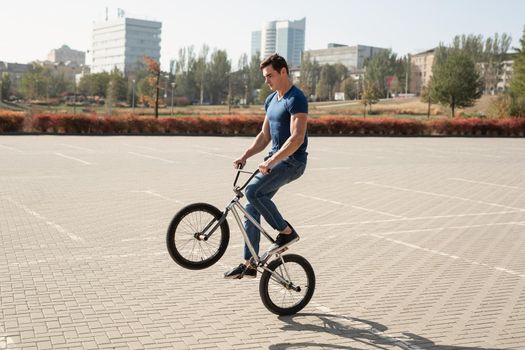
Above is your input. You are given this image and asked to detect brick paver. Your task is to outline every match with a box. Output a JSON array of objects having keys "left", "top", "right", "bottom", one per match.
[{"left": 1, "top": 135, "right": 524, "bottom": 349}]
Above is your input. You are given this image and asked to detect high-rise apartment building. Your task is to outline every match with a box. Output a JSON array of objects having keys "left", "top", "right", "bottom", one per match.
[
  {"left": 91, "top": 13, "right": 161, "bottom": 74},
  {"left": 251, "top": 18, "right": 305, "bottom": 68},
  {"left": 47, "top": 45, "right": 85, "bottom": 66}
]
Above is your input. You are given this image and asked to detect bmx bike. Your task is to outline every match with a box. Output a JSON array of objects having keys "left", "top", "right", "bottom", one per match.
[{"left": 166, "top": 166, "right": 315, "bottom": 315}]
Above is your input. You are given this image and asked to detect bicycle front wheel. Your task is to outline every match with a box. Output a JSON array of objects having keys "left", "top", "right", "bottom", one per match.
[
  {"left": 259, "top": 254, "right": 315, "bottom": 316},
  {"left": 166, "top": 203, "right": 229, "bottom": 270}
]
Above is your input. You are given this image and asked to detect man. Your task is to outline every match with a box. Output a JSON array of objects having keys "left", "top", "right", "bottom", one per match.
[{"left": 224, "top": 53, "right": 308, "bottom": 279}]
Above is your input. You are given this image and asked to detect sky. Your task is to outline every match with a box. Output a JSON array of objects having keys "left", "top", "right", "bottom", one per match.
[{"left": 1, "top": 0, "right": 524, "bottom": 70}]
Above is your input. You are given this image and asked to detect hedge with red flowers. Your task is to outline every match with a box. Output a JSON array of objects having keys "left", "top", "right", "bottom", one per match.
[{"left": 1, "top": 112, "right": 524, "bottom": 136}]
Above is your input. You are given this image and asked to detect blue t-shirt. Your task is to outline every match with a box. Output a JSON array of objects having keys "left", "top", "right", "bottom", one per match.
[{"left": 264, "top": 85, "right": 308, "bottom": 163}]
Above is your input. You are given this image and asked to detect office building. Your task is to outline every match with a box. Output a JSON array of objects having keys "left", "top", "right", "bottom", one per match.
[
  {"left": 303, "top": 44, "right": 388, "bottom": 73},
  {"left": 251, "top": 18, "right": 305, "bottom": 68},
  {"left": 47, "top": 45, "right": 86, "bottom": 65},
  {"left": 91, "top": 12, "right": 161, "bottom": 74}
]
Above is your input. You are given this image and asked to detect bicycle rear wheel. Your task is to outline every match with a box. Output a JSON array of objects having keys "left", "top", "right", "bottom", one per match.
[
  {"left": 259, "top": 254, "right": 315, "bottom": 316},
  {"left": 166, "top": 203, "right": 229, "bottom": 270}
]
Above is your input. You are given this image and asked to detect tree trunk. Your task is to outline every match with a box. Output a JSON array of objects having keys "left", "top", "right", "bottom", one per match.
[
  {"left": 155, "top": 71, "right": 160, "bottom": 119},
  {"left": 427, "top": 96, "right": 431, "bottom": 119},
  {"left": 451, "top": 97, "right": 455, "bottom": 118}
]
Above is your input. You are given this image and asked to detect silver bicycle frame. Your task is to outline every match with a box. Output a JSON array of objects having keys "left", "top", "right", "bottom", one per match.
[{"left": 227, "top": 196, "right": 275, "bottom": 266}]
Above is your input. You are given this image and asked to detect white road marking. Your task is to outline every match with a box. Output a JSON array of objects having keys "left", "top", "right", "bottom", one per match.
[
  {"left": 296, "top": 193, "right": 405, "bottom": 218},
  {"left": 128, "top": 151, "right": 175, "bottom": 163},
  {"left": 58, "top": 143, "right": 96, "bottom": 152},
  {"left": 54, "top": 152, "right": 91, "bottom": 165},
  {"left": 449, "top": 177, "right": 523, "bottom": 190},
  {"left": 4, "top": 197, "right": 84, "bottom": 243},
  {"left": 198, "top": 150, "right": 232, "bottom": 159},
  {"left": 297, "top": 210, "right": 525, "bottom": 229},
  {"left": 0, "top": 144, "right": 23, "bottom": 152},
  {"left": 131, "top": 190, "right": 185, "bottom": 204},
  {"left": 368, "top": 232, "right": 525, "bottom": 278},
  {"left": 355, "top": 181, "right": 525, "bottom": 211}
]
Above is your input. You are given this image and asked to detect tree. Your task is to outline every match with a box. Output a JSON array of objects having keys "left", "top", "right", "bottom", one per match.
[
  {"left": 247, "top": 53, "right": 263, "bottom": 104},
  {"left": 430, "top": 49, "right": 483, "bottom": 117},
  {"left": 20, "top": 64, "right": 49, "bottom": 100},
  {"left": 316, "top": 64, "right": 338, "bottom": 100},
  {"left": 299, "top": 53, "right": 321, "bottom": 100},
  {"left": 509, "top": 26, "right": 525, "bottom": 116},
  {"left": 257, "top": 82, "right": 272, "bottom": 104},
  {"left": 341, "top": 77, "right": 357, "bottom": 100},
  {"left": 1, "top": 74, "right": 11, "bottom": 100},
  {"left": 452, "top": 33, "right": 512, "bottom": 94},
  {"left": 107, "top": 68, "right": 128, "bottom": 101},
  {"left": 206, "top": 49, "right": 231, "bottom": 104},
  {"left": 364, "top": 50, "right": 397, "bottom": 98},
  {"left": 510, "top": 27, "right": 525, "bottom": 97},
  {"left": 194, "top": 45, "right": 209, "bottom": 104},
  {"left": 144, "top": 56, "right": 161, "bottom": 118},
  {"left": 78, "top": 72, "right": 111, "bottom": 97},
  {"left": 360, "top": 81, "right": 381, "bottom": 117}
]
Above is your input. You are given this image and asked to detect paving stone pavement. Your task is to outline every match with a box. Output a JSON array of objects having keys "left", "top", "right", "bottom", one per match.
[{"left": 1, "top": 135, "right": 524, "bottom": 350}]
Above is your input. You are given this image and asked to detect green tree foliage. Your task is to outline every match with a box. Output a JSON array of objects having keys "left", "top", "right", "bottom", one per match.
[
  {"left": 258, "top": 82, "right": 272, "bottom": 104},
  {"left": 341, "top": 76, "right": 357, "bottom": 100},
  {"left": 360, "top": 82, "right": 381, "bottom": 117},
  {"left": 364, "top": 50, "right": 397, "bottom": 98},
  {"left": 107, "top": 68, "right": 127, "bottom": 101},
  {"left": 20, "top": 64, "right": 50, "bottom": 100},
  {"left": 430, "top": 49, "right": 483, "bottom": 117},
  {"left": 510, "top": 27, "right": 525, "bottom": 97},
  {"left": 206, "top": 49, "right": 231, "bottom": 104},
  {"left": 509, "top": 26, "right": 525, "bottom": 116},
  {"left": 78, "top": 72, "right": 111, "bottom": 97},
  {"left": 451, "top": 33, "right": 512, "bottom": 94},
  {"left": 299, "top": 53, "right": 321, "bottom": 99},
  {"left": 1, "top": 74, "right": 11, "bottom": 100}
]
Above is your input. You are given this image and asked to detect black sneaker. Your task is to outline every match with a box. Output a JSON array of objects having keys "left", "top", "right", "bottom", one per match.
[
  {"left": 266, "top": 224, "right": 300, "bottom": 255},
  {"left": 223, "top": 264, "right": 257, "bottom": 279}
]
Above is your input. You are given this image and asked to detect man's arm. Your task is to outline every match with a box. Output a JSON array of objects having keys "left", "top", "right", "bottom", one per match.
[
  {"left": 233, "top": 117, "right": 271, "bottom": 168},
  {"left": 258, "top": 113, "right": 307, "bottom": 174}
]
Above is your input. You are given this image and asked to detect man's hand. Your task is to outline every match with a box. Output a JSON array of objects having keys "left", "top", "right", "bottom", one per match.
[
  {"left": 258, "top": 158, "right": 274, "bottom": 175},
  {"left": 233, "top": 157, "right": 247, "bottom": 169}
]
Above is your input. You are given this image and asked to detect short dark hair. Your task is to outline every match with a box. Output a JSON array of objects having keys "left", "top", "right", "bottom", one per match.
[{"left": 260, "top": 53, "right": 289, "bottom": 75}]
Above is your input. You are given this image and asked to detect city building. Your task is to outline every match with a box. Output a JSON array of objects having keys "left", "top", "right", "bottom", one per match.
[
  {"left": 302, "top": 44, "right": 388, "bottom": 73},
  {"left": 91, "top": 11, "right": 161, "bottom": 74},
  {"left": 0, "top": 61, "right": 31, "bottom": 96},
  {"left": 409, "top": 48, "right": 435, "bottom": 94},
  {"left": 497, "top": 59, "right": 514, "bottom": 93},
  {"left": 251, "top": 31, "right": 261, "bottom": 58},
  {"left": 47, "top": 45, "right": 86, "bottom": 65},
  {"left": 251, "top": 18, "right": 305, "bottom": 68}
]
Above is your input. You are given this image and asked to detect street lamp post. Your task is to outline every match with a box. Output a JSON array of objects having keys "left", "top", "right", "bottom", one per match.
[
  {"left": 132, "top": 79, "right": 136, "bottom": 114},
  {"left": 170, "top": 82, "right": 175, "bottom": 116}
]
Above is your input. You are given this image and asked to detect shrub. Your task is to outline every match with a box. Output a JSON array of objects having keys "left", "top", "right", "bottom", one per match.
[{"left": 0, "top": 111, "right": 25, "bottom": 132}]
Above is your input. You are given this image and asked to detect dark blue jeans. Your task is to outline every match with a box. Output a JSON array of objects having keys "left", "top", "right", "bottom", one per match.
[{"left": 243, "top": 157, "right": 306, "bottom": 260}]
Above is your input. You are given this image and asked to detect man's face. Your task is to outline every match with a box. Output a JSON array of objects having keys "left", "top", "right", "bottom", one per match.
[{"left": 262, "top": 65, "right": 285, "bottom": 91}]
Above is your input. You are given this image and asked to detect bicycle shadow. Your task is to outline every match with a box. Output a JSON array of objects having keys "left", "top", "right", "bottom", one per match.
[{"left": 269, "top": 313, "right": 504, "bottom": 350}]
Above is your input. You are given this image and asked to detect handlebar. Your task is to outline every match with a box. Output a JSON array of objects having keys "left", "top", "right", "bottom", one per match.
[{"left": 233, "top": 164, "right": 259, "bottom": 192}]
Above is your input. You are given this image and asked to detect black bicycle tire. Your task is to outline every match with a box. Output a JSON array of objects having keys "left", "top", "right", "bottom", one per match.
[
  {"left": 166, "top": 202, "right": 229, "bottom": 270},
  {"left": 259, "top": 254, "right": 315, "bottom": 316}
]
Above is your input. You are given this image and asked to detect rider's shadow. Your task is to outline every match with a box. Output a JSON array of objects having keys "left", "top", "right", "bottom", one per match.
[{"left": 269, "top": 313, "right": 504, "bottom": 350}]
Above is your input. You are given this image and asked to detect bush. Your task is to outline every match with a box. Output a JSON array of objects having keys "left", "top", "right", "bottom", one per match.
[
  {"left": 24, "top": 113, "right": 525, "bottom": 137},
  {"left": 0, "top": 111, "right": 25, "bottom": 132}
]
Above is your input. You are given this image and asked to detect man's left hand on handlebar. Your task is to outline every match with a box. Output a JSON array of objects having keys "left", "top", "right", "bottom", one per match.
[{"left": 258, "top": 158, "right": 274, "bottom": 175}]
